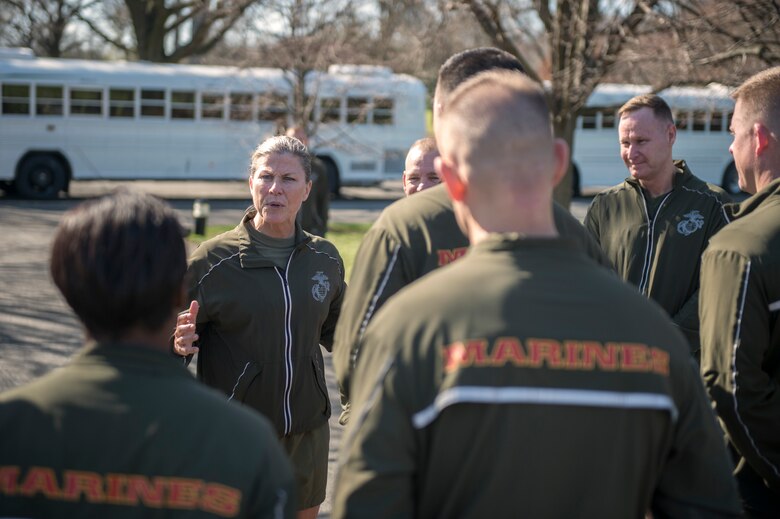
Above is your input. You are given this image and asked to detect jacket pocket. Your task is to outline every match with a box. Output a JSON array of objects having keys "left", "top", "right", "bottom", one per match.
[
  {"left": 312, "top": 357, "right": 331, "bottom": 415},
  {"left": 228, "top": 361, "right": 262, "bottom": 403}
]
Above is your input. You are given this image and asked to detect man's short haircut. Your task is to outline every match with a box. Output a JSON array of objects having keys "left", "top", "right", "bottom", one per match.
[
  {"left": 250, "top": 135, "right": 312, "bottom": 182},
  {"left": 440, "top": 70, "right": 553, "bottom": 189},
  {"left": 618, "top": 94, "right": 674, "bottom": 125},
  {"left": 50, "top": 188, "right": 186, "bottom": 341},
  {"left": 731, "top": 66, "right": 780, "bottom": 128},
  {"left": 410, "top": 137, "right": 438, "bottom": 156},
  {"left": 437, "top": 47, "right": 526, "bottom": 104}
]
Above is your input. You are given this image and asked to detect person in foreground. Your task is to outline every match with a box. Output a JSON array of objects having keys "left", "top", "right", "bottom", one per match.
[
  {"left": 332, "top": 47, "right": 611, "bottom": 424},
  {"left": 174, "top": 135, "right": 345, "bottom": 519},
  {"left": 584, "top": 94, "right": 731, "bottom": 356},
  {"left": 0, "top": 189, "right": 295, "bottom": 518},
  {"left": 699, "top": 66, "right": 780, "bottom": 517},
  {"left": 402, "top": 137, "right": 441, "bottom": 196},
  {"left": 333, "top": 71, "right": 741, "bottom": 518}
]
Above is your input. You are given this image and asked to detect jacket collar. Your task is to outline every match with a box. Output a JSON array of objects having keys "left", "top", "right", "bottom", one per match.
[
  {"left": 732, "top": 177, "right": 780, "bottom": 221},
  {"left": 625, "top": 159, "right": 693, "bottom": 192},
  {"left": 471, "top": 232, "right": 579, "bottom": 256},
  {"left": 237, "top": 206, "right": 311, "bottom": 268},
  {"left": 75, "top": 340, "right": 194, "bottom": 379}
]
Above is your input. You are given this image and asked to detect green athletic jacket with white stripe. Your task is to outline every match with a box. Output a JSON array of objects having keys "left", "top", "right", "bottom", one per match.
[
  {"left": 334, "top": 235, "right": 740, "bottom": 518},
  {"left": 700, "top": 178, "right": 780, "bottom": 497},
  {"left": 333, "top": 184, "right": 611, "bottom": 423},
  {"left": 185, "top": 208, "right": 345, "bottom": 438},
  {"left": 334, "top": 233, "right": 741, "bottom": 518},
  {"left": 585, "top": 160, "right": 731, "bottom": 354},
  {"left": 0, "top": 342, "right": 296, "bottom": 518}
]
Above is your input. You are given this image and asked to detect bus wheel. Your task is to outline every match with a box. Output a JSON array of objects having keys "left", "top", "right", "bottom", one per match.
[
  {"left": 722, "top": 162, "right": 741, "bottom": 195},
  {"left": 15, "top": 155, "right": 67, "bottom": 200}
]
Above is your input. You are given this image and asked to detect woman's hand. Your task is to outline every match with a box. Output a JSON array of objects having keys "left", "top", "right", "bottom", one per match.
[{"left": 174, "top": 300, "right": 200, "bottom": 356}]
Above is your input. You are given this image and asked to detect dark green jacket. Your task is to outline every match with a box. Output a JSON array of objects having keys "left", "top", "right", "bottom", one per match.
[
  {"left": 187, "top": 208, "right": 345, "bottom": 437},
  {"left": 700, "top": 178, "right": 780, "bottom": 497},
  {"left": 333, "top": 184, "right": 611, "bottom": 421},
  {"left": 585, "top": 160, "right": 731, "bottom": 353},
  {"left": 298, "top": 157, "right": 329, "bottom": 237},
  {"left": 0, "top": 342, "right": 295, "bottom": 518},
  {"left": 334, "top": 234, "right": 741, "bottom": 518}
]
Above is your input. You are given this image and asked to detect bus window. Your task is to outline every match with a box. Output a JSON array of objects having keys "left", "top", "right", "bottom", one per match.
[
  {"left": 171, "top": 91, "right": 195, "bottom": 119},
  {"left": 710, "top": 111, "right": 724, "bottom": 132},
  {"left": 692, "top": 111, "right": 707, "bottom": 132},
  {"left": 675, "top": 111, "right": 689, "bottom": 131},
  {"left": 2, "top": 84, "right": 30, "bottom": 115},
  {"left": 580, "top": 107, "right": 599, "bottom": 130},
  {"left": 602, "top": 110, "right": 616, "bottom": 129},
  {"left": 109, "top": 89, "right": 135, "bottom": 118},
  {"left": 320, "top": 97, "right": 341, "bottom": 123},
  {"left": 347, "top": 97, "right": 369, "bottom": 124},
  {"left": 373, "top": 97, "right": 393, "bottom": 125},
  {"left": 230, "top": 92, "right": 253, "bottom": 121},
  {"left": 141, "top": 89, "right": 165, "bottom": 117},
  {"left": 258, "top": 92, "right": 288, "bottom": 122},
  {"left": 70, "top": 88, "right": 103, "bottom": 116},
  {"left": 36, "top": 85, "right": 63, "bottom": 116},
  {"left": 201, "top": 92, "right": 224, "bottom": 119}
]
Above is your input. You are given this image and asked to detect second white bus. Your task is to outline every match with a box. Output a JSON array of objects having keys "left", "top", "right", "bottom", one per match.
[{"left": 571, "top": 83, "right": 738, "bottom": 195}]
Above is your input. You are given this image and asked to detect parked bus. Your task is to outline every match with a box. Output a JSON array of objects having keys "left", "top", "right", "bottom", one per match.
[
  {"left": 0, "top": 49, "right": 426, "bottom": 199},
  {"left": 572, "top": 82, "right": 738, "bottom": 195}
]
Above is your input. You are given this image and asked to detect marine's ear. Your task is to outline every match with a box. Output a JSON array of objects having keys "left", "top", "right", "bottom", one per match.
[
  {"left": 435, "top": 156, "right": 466, "bottom": 202},
  {"left": 755, "top": 122, "right": 771, "bottom": 155},
  {"left": 551, "top": 138, "right": 571, "bottom": 188}
]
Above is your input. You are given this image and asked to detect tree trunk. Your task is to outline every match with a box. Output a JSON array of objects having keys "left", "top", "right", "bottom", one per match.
[{"left": 552, "top": 113, "right": 575, "bottom": 209}]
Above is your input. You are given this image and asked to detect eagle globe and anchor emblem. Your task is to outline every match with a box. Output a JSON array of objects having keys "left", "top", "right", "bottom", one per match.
[
  {"left": 311, "top": 271, "right": 330, "bottom": 302},
  {"left": 677, "top": 210, "right": 705, "bottom": 236}
]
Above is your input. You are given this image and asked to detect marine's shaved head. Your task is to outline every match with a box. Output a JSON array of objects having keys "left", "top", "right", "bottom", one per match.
[
  {"left": 435, "top": 70, "right": 567, "bottom": 241},
  {"left": 732, "top": 66, "right": 780, "bottom": 135},
  {"left": 438, "top": 70, "right": 555, "bottom": 194}
]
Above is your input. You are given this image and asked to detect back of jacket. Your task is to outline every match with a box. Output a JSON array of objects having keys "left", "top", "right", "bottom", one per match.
[
  {"left": 335, "top": 236, "right": 741, "bottom": 518},
  {"left": 333, "top": 185, "right": 611, "bottom": 413},
  {"left": 0, "top": 343, "right": 295, "bottom": 519}
]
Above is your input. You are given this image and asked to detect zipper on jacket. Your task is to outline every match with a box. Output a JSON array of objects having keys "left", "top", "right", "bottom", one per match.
[
  {"left": 275, "top": 250, "right": 297, "bottom": 436},
  {"left": 637, "top": 191, "right": 673, "bottom": 295}
]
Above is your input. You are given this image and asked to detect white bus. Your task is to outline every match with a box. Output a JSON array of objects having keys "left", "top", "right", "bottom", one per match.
[
  {"left": 572, "top": 82, "right": 738, "bottom": 195},
  {"left": 0, "top": 49, "right": 427, "bottom": 199}
]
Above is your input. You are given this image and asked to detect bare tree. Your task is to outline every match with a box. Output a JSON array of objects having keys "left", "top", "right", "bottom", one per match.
[
  {"left": 370, "top": 1, "right": 493, "bottom": 92},
  {"left": 668, "top": 1, "right": 780, "bottom": 78},
  {"left": 455, "top": 0, "right": 670, "bottom": 207},
  {"left": 78, "top": 0, "right": 260, "bottom": 62},
  {"left": 0, "top": 0, "right": 96, "bottom": 57},
  {"left": 235, "top": 0, "right": 370, "bottom": 132}
]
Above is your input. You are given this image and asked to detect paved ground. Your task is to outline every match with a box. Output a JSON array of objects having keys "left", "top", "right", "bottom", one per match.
[{"left": 0, "top": 180, "right": 591, "bottom": 517}]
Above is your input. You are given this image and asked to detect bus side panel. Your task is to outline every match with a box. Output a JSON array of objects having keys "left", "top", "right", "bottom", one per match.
[
  {"left": 0, "top": 118, "right": 74, "bottom": 180},
  {"left": 669, "top": 132, "right": 734, "bottom": 187},
  {"left": 572, "top": 129, "right": 625, "bottom": 188},
  {"left": 64, "top": 117, "right": 133, "bottom": 179}
]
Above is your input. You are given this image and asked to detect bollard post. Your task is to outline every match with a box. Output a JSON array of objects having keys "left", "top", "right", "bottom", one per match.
[{"left": 192, "top": 199, "right": 210, "bottom": 235}]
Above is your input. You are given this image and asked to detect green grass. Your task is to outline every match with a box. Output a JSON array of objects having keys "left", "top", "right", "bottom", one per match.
[
  {"left": 188, "top": 221, "right": 371, "bottom": 280},
  {"left": 426, "top": 107, "right": 433, "bottom": 135}
]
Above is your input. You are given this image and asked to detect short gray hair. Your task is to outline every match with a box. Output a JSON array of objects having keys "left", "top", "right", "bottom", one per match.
[{"left": 250, "top": 135, "right": 312, "bottom": 182}]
